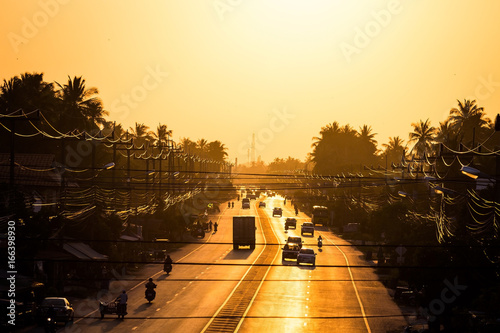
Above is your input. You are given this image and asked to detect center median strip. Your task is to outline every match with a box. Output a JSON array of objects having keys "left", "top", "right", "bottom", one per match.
[{"left": 202, "top": 202, "right": 280, "bottom": 333}]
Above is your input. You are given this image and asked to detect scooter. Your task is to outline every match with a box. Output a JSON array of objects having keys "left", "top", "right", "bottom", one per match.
[
  {"left": 145, "top": 289, "right": 156, "bottom": 303},
  {"left": 164, "top": 263, "right": 172, "bottom": 275},
  {"left": 318, "top": 238, "right": 323, "bottom": 248}
]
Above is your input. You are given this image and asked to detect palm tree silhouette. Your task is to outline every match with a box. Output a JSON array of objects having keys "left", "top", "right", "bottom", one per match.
[
  {"left": 409, "top": 119, "right": 435, "bottom": 158},
  {"left": 56, "top": 76, "right": 104, "bottom": 132}
]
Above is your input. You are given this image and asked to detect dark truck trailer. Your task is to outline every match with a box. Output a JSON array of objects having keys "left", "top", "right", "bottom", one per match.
[{"left": 233, "top": 216, "right": 256, "bottom": 250}]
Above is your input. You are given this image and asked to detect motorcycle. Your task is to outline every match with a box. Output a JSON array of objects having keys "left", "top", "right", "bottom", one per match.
[
  {"left": 44, "top": 317, "right": 57, "bottom": 333},
  {"left": 318, "top": 238, "right": 323, "bottom": 248},
  {"left": 99, "top": 297, "right": 127, "bottom": 319},
  {"left": 164, "top": 263, "right": 172, "bottom": 275},
  {"left": 145, "top": 289, "right": 156, "bottom": 303}
]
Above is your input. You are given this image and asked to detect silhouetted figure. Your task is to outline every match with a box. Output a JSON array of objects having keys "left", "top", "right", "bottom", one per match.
[
  {"left": 164, "top": 255, "right": 173, "bottom": 275},
  {"left": 214, "top": 222, "right": 218, "bottom": 232},
  {"left": 117, "top": 290, "right": 128, "bottom": 318}
]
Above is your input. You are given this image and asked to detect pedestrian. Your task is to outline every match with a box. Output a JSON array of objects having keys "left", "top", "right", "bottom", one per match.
[
  {"left": 208, "top": 220, "right": 213, "bottom": 231},
  {"left": 214, "top": 222, "right": 218, "bottom": 232},
  {"left": 231, "top": 202, "right": 234, "bottom": 208},
  {"left": 117, "top": 290, "right": 128, "bottom": 318}
]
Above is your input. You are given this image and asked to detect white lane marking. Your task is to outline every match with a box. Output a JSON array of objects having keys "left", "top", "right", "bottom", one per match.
[
  {"left": 234, "top": 204, "right": 283, "bottom": 332},
  {"left": 325, "top": 235, "right": 372, "bottom": 333}
]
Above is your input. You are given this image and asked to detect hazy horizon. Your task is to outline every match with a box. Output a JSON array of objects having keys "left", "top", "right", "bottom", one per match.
[{"left": 2, "top": 0, "right": 500, "bottom": 163}]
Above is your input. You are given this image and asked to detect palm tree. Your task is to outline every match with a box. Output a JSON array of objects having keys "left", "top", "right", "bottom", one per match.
[
  {"left": 207, "top": 140, "right": 228, "bottom": 162},
  {"left": 197, "top": 139, "right": 209, "bottom": 157},
  {"left": 358, "top": 125, "right": 377, "bottom": 145},
  {"left": 435, "top": 119, "right": 459, "bottom": 149},
  {"left": 56, "top": 76, "right": 104, "bottom": 132},
  {"left": 449, "top": 99, "right": 491, "bottom": 146},
  {"left": 312, "top": 121, "right": 341, "bottom": 148},
  {"left": 179, "top": 137, "right": 196, "bottom": 154},
  {"left": 152, "top": 123, "right": 172, "bottom": 147},
  {"left": 409, "top": 119, "right": 436, "bottom": 158},
  {"left": 382, "top": 136, "right": 405, "bottom": 165},
  {"left": 129, "top": 122, "right": 152, "bottom": 146}
]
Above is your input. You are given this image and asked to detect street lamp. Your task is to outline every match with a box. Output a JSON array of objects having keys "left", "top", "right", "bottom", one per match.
[
  {"left": 460, "top": 166, "right": 481, "bottom": 179},
  {"left": 103, "top": 162, "right": 115, "bottom": 170}
]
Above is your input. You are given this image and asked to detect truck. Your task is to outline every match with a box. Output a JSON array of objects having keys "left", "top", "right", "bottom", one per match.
[{"left": 233, "top": 216, "right": 256, "bottom": 250}]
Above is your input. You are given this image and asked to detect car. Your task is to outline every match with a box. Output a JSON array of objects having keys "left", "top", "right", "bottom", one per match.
[
  {"left": 301, "top": 222, "right": 315, "bottom": 236},
  {"left": 258, "top": 201, "right": 266, "bottom": 208},
  {"left": 286, "top": 236, "right": 303, "bottom": 248},
  {"left": 282, "top": 242, "right": 302, "bottom": 261},
  {"left": 285, "top": 218, "right": 297, "bottom": 229},
  {"left": 40, "top": 297, "right": 74, "bottom": 323},
  {"left": 272, "top": 207, "right": 282, "bottom": 217},
  {"left": 297, "top": 247, "right": 316, "bottom": 265},
  {"left": 242, "top": 198, "right": 250, "bottom": 209}
]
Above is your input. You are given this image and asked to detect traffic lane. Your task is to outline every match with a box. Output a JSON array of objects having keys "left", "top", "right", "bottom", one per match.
[
  {"left": 279, "top": 201, "right": 407, "bottom": 332},
  {"left": 70, "top": 205, "right": 260, "bottom": 332},
  {"left": 322, "top": 235, "right": 407, "bottom": 332},
  {"left": 241, "top": 200, "right": 366, "bottom": 332},
  {"left": 245, "top": 199, "right": 404, "bottom": 332}
]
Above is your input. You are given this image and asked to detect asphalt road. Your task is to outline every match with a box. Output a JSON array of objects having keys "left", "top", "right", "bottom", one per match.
[{"left": 28, "top": 194, "right": 407, "bottom": 333}]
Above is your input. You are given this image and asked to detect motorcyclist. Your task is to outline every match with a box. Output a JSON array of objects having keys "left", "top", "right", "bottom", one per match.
[
  {"left": 231, "top": 202, "right": 234, "bottom": 208},
  {"left": 164, "top": 255, "right": 173, "bottom": 274},
  {"left": 294, "top": 205, "right": 299, "bottom": 216},
  {"left": 228, "top": 202, "right": 231, "bottom": 208},
  {"left": 145, "top": 278, "right": 157, "bottom": 299},
  {"left": 45, "top": 305, "right": 57, "bottom": 332},
  {"left": 317, "top": 235, "right": 323, "bottom": 247}
]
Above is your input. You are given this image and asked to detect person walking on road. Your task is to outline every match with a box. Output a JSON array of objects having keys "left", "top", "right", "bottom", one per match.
[
  {"left": 214, "top": 222, "right": 218, "bottom": 233},
  {"left": 208, "top": 220, "right": 213, "bottom": 231},
  {"left": 117, "top": 290, "right": 128, "bottom": 319}
]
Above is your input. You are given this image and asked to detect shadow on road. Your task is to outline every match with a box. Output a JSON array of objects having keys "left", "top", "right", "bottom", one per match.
[
  {"left": 223, "top": 249, "right": 253, "bottom": 260},
  {"left": 133, "top": 302, "right": 154, "bottom": 315}
]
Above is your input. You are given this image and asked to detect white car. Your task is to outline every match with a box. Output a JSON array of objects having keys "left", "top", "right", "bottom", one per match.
[{"left": 297, "top": 247, "right": 316, "bottom": 266}]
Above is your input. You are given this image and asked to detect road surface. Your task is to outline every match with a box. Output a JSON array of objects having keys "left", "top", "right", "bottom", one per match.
[{"left": 31, "top": 194, "right": 407, "bottom": 333}]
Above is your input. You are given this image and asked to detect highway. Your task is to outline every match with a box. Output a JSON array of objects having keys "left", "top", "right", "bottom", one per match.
[{"left": 42, "top": 195, "right": 407, "bottom": 333}]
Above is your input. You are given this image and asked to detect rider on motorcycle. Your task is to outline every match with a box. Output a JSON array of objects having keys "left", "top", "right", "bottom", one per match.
[
  {"left": 317, "top": 235, "right": 323, "bottom": 247},
  {"left": 164, "top": 255, "right": 173, "bottom": 274},
  {"left": 145, "top": 278, "right": 157, "bottom": 298}
]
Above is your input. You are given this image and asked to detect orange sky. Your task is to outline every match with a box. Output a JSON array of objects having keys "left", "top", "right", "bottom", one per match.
[{"left": 2, "top": 0, "right": 500, "bottom": 164}]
